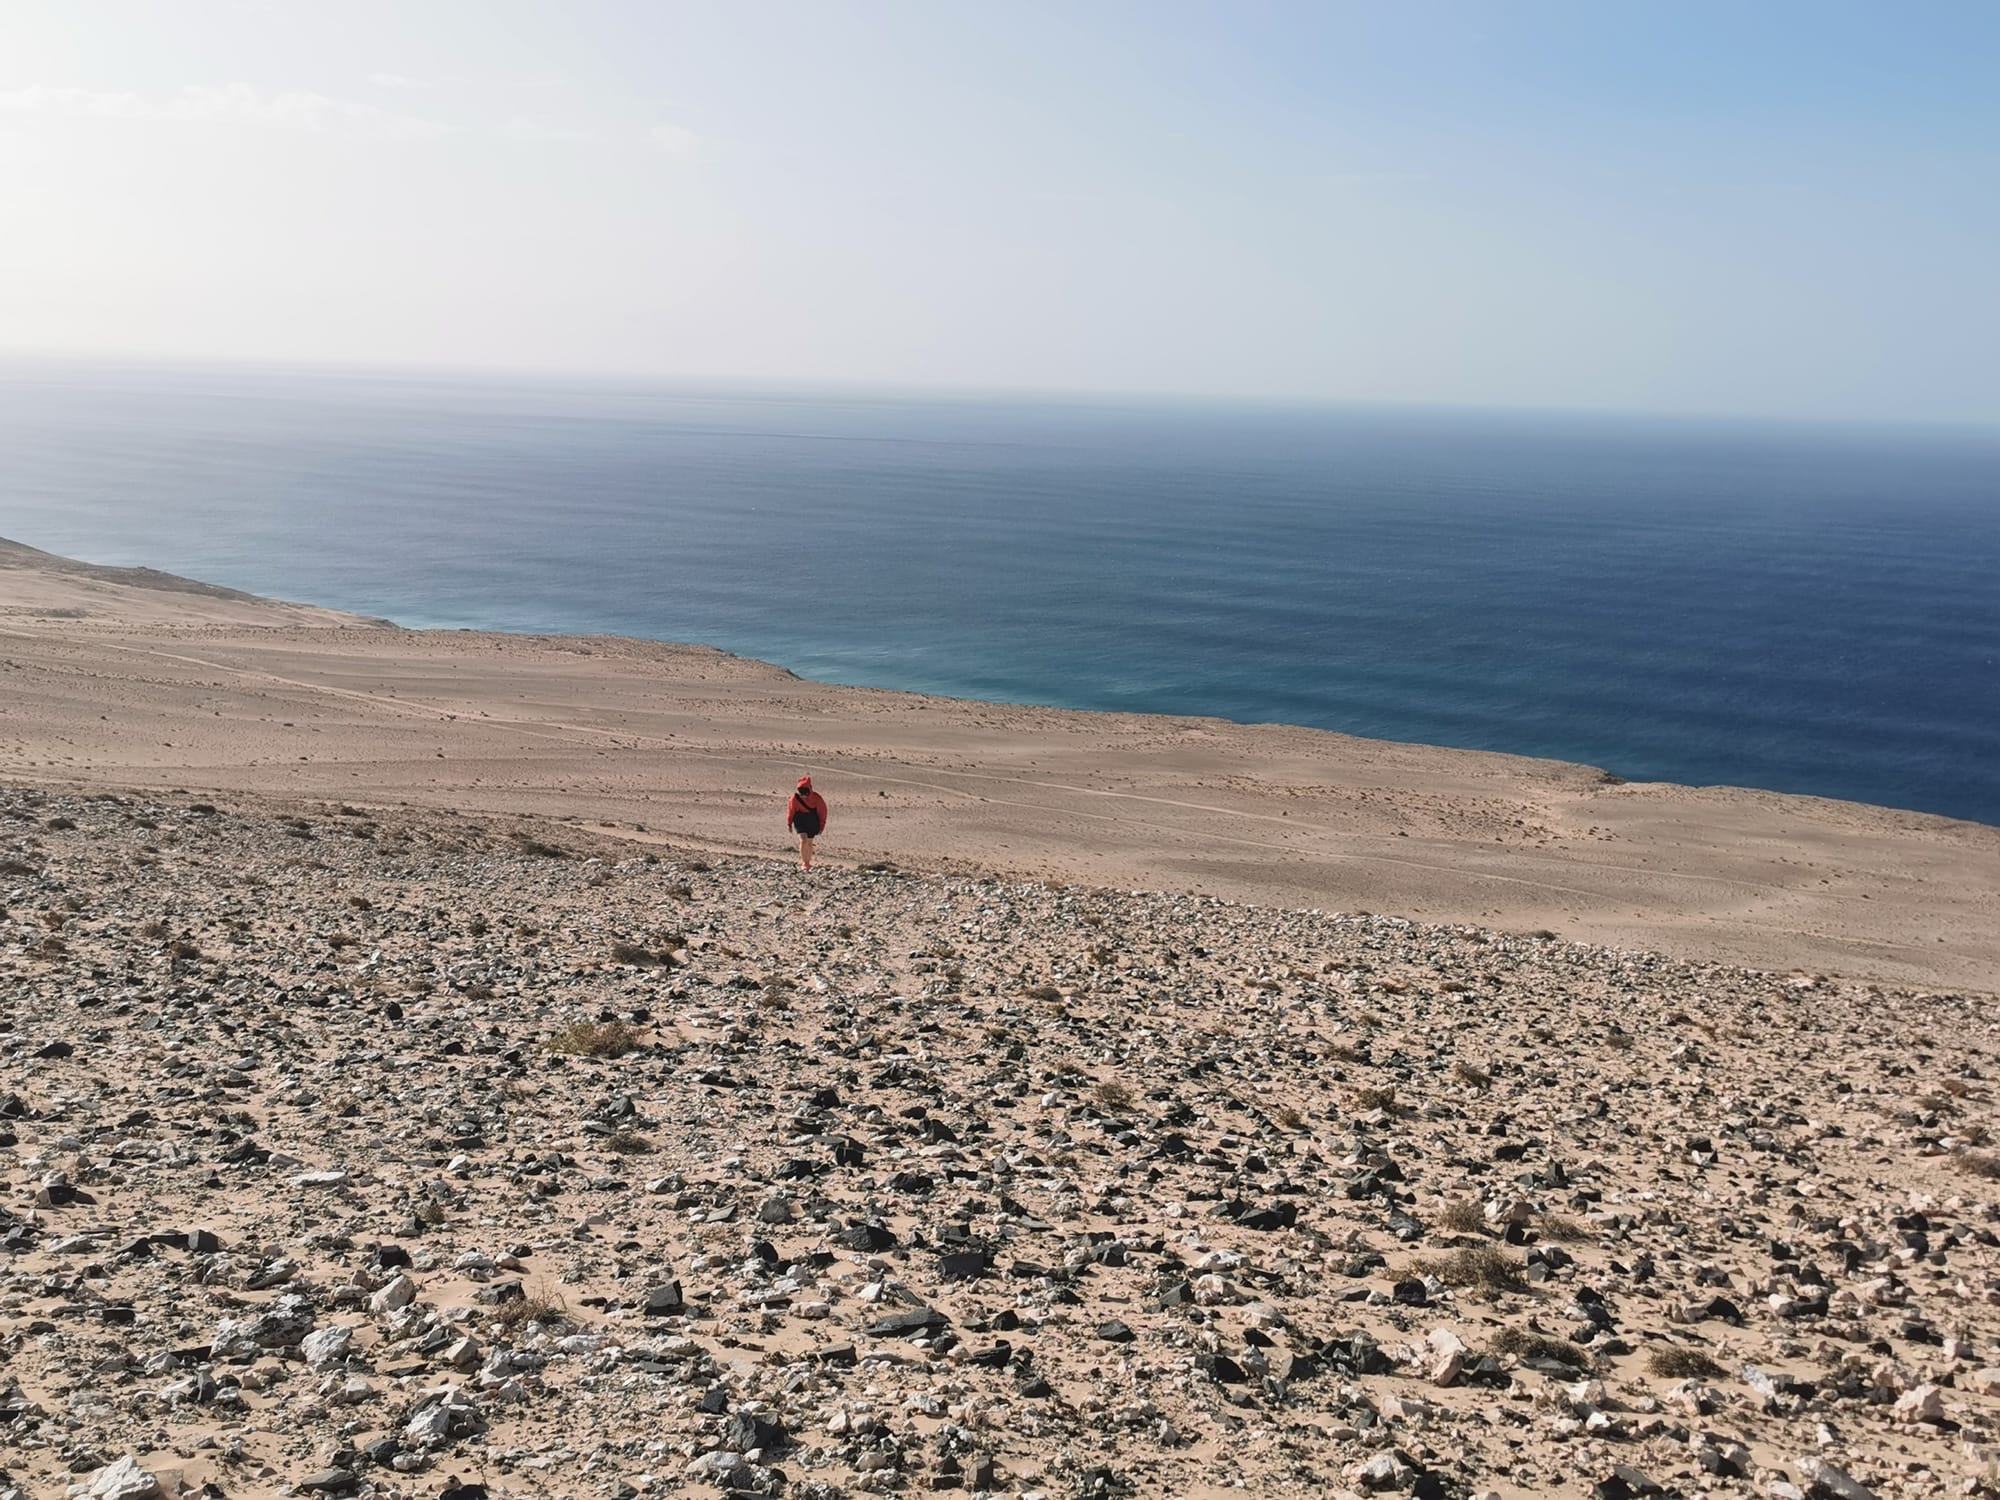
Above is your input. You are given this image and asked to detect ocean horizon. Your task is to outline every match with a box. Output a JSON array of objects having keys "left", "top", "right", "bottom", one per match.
[{"left": 2, "top": 358, "right": 1997, "bottom": 826}]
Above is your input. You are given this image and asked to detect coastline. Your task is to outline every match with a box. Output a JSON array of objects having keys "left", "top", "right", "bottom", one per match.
[{"left": 1, "top": 534, "right": 1995, "bottom": 991}]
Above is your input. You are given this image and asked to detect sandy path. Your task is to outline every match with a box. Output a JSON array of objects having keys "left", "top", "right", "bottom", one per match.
[{"left": 1, "top": 538, "right": 1994, "bottom": 990}]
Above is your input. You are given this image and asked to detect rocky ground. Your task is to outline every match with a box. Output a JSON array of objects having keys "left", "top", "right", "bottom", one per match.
[{"left": 4, "top": 782, "right": 2000, "bottom": 1500}]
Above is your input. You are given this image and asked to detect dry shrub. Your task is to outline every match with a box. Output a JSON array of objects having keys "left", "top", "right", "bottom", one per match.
[
  {"left": 1534, "top": 1212, "right": 1592, "bottom": 1243},
  {"left": 326, "top": 932, "right": 359, "bottom": 950},
  {"left": 1093, "top": 1079, "right": 1136, "bottom": 1111},
  {"left": 1439, "top": 1199, "right": 1488, "bottom": 1235},
  {"left": 1940, "top": 1077, "right": 1974, "bottom": 1097},
  {"left": 1351, "top": 1085, "right": 1401, "bottom": 1114},
  {"left": 1604, "top": 1030, "right": 1636, "bottom": 1051},
  {"left": 1269, "top": 1104, "right": 1305, "bottom": 1131},
  {"left": 1024, "top": 984, "right": 1062, "bottom": 1003},
  {"left": 548, "top": 1019, "right": 642, "bottom": 1059},
  {"left": 1956, "top": 1150, "right": 2000, "bottom": 1181},
  {"left": 1648, "top": 1346, "right": 1724, "bottom": 1379},
  {"left": 1417, "top": 1246, "right": 1527, "bottom": 1296},
  {"left": 608, "top": 941, "right": 673, "bottom": 968},
  {"left": 1490, "top": 1326, "right": 1586, "bottom": 1366},
  {"left": 168, "top": 938, "right": 201, "bottom": 961},
  {"left": 491, "top": 1287, "right": 570, "bottom": 1332},
  {"left": 509, "top": 831, "right": 567, "bottom": 859},
  {"left": 1452, "top": 1060, "right": 1493, "bottom": 1090},
  {"left": 604, "top": 1129, "right": 652, "bottom": 1155},
  {"left": 1322, "top": 1039, "right": 1363, "bottom": 1063}
]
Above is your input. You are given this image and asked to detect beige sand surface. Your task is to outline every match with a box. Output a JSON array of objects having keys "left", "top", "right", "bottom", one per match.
[{"left": 0, "top": 538, "right": 1993, "bottom": 992}]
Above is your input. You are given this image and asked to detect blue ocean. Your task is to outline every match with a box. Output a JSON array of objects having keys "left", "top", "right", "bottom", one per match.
[{"left": 2, "top": 360, "right": 1996, "bottom": 826}]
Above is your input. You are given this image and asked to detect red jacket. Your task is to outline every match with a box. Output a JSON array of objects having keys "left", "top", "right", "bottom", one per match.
[{"left": 787, "top": 789, "right": 829, "bottom": 832}]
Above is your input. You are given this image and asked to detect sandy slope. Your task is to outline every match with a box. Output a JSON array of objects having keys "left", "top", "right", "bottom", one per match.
[{"left": 0, "top": 538, "right": 1992, "bottom": 992}]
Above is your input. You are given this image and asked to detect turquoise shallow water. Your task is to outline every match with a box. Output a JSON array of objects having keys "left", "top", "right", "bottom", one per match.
[{"left": 2, "top": 360, "right": 1997, "bottom": 825}]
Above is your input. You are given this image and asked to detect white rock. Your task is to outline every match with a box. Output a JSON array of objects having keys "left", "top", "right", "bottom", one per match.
[
  {"left": 301, "top": 1325, "right": 353, "bottom": 1370},
  {"left": 1891, "top": 1383, "right": 1943, "bottom": 1425},
  {"left": 83, "top": 1457, "right": 159, "bottom": 1500},
  {"left": 369, "top": 1273, "right": 417, "bottom": 1315},
  {"left": 1795, "top": 1458, "right": 1880, "bottom": 1500}
]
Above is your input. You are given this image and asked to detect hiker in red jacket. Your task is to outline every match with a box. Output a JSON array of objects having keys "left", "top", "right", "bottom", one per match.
[{"left": 786, "top": 776, "right": 829, "bottom": 871}]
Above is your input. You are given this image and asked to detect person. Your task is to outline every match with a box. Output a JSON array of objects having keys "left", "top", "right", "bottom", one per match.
[{"left": 786, "top": 775, "right": 829, "bottom": 871}]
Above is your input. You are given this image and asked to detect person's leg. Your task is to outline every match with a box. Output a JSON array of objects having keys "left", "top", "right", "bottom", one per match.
[{"left": 799, "top": 834, "right": 814, "bottom": 870}]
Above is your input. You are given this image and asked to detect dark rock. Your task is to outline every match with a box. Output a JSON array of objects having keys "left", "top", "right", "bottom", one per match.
[
  {"left": 642, "top": 1281, "right": 685, "bottom": 1316},
  {"left": 1197, "top": 1352, "right": 1246, "bottom": 1384},
  {"left": 866, "top": 1307, "right": 948, "bottom": 1339},
  {"left": 1593, "top": 1466, "right": 1664, "bottom": 1500},
  {"left": 837, "top": 1222, "right": 897, "bottom": 1252},
  {"left": 940, "top": 1251, "right": 992, "bottom": 1281},
  {"left": 1097, "top": 1319, "right": 1134, "bottom": 1343},
  {"left": 296, "top": 1469, "right": 357, "bottom": 1494},
  {"left": 725, "top": 1410, "right": 787, "bottom": 1453}
]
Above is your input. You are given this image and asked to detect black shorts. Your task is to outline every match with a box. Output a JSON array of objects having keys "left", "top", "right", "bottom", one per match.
[{"left": 792, "top": 811, "right": 822, "bottom": 838}]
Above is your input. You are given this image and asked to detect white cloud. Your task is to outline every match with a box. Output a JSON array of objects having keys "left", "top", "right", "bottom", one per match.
[
  {"left": 649, "top": 123, "right": 698, "bottom": 158},
  {"left": 365, "top": 72, "right": 427, "bottom": 89},
  {"left": 0, "top": 83, "right": 452, "bottom": 138},
  {"left": 503, "top": 116, "right": 598, "bottom": 144}
]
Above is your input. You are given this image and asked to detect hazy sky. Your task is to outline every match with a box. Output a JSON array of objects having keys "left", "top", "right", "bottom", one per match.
[{"left": 2, "top": 1, "right": 1995, "bottom": 421}]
